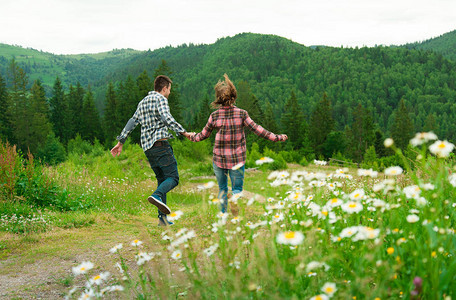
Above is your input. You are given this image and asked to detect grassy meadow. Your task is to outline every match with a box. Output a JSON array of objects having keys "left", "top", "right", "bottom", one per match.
[{"left": 1, "top": 135, "right": 456, "bottom": 299}]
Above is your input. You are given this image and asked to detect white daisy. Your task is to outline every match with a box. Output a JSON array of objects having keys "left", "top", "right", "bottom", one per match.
[
  {"left": 410, "top": 131, "right": 438, "bottom": 146},
  {"left": 109, "top": 243, "right": 123, "bottom": 254},
  {"left": 171, "top": 250, "right": 183, "bottom": 260},
  {"left": 168, "top": 210, "right": 183, "bottom": 221},
  {"left": 321, "top": 282, "right": 337, "bottom": 297},
  {"left": 341, "top": 201, "right": 363, "bottom": 214},
  {"left": 406, "top": 214, "right": 420, "bottom": 223},
  {"left": 276, "top": 231, "right": 305, "bottom": 246},
  {"left": 197, "top": 181, "right": 216, "bottom": 190},
  {"left": 384, "top": 166, "right": 403, "bottom": 176},
  {"left": 131, "top": 239, "right": 143, "bottom": 247},
  {"left": 89, "top": 272, "right": 110, "bottom": 285},
  {"left": 429, "top": 140, "right": 455, "bottom": 158},
  {"left": 349, "top": 189, "right": 365, "bottom": 201},
  {"left": 72, "top": 261, "right": 94, "bottom": 276},
  {"left": 255, "top": 157, "right": 274, "bottom": 165}
]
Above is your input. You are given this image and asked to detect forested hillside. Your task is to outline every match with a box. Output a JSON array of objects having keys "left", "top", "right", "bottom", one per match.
[
  {"left": 404, "top": 29, "right": 456, "bottom": 61},
  {"left": 0, "top": 43, "right": 140, "bottom": 91},
  {"left": 99, "top": 33, "right": 456, "bottom": 139},
  {"left": 1, "top": 31, "right": 456, "bottom": 165}
]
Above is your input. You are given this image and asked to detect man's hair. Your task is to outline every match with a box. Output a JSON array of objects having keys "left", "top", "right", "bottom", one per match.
[
  {"left": 154, "top": 75, "right": 173, "bottom": 92},
  {"left": 212, "top": 74, "right": 237, "bottom": 108}
]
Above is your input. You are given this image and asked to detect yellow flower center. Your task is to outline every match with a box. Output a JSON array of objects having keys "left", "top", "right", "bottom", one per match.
[
  {"left": 80, "top": 267, "right": 86, "bottom": 271},
  {"left": 284, "top": 231, "right": 296, "bottom": 239},
  {"left": 322, "top": 211, "right": 328, "bottom": 216},
  {"left": 349, "top": 203, "right": 357, "bottom": 208},
  {"left": 387, "top": 247, "right": 394, "bottom": 254},
  {"left": 315, "top": 296, "right": 323, "bottom": 300},
  {"left": 439, "top": 143, "right": 446, "bottom": 148},
  {"left": 331, "top": 198, "right": 338, "bottom": 203},
  {"left": 134, "top": 239, "right": 139, "bottom": 243},
  {"left": 93, "top": 275, "right": 101, "bottom": 280},
  {"left": 170, "top": 213, "right": 177, "bottom": 217},
  {"left": 354, "top": 193, "right": 360, "bottom": 198},
  {"left": 325, "top": 287, "right": 334, "bottom": 293}
]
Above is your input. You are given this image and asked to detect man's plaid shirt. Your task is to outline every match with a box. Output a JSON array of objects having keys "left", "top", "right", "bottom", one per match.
[
  {"left": 190, "top": 106, "right": 286, "bottom": 169},
  {"left": 117, "top": 91, "right": 185, "bottom": 151}
]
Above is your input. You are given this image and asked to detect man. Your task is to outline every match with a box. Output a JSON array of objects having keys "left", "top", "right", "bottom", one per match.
[{"left": 111, "top": 75, "right": 190, "bottom": 226}]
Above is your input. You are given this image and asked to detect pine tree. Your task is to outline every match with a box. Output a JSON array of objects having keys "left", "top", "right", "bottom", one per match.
[
  {"left": 153, "top": 60, "right": 183, "bottom": 125},
  {"left": 236, "top": 81, "right": 264, "bottom": 121},
  {"left": 235, "top": 80, "right": 265, "bottom": 149},
  {"left": 117, "top": 76, "right": 140, "bottom": 143},
  {"left": 28, "top": 80, "right": 52, "bottom": 153},
  {"left": 280, "top": 91, "right": 306, "bottom": 150},
  {"left": 423, "top": 113, "right": 438, "bottom": 132},
  {"left": 7, "top": 59, "right": 29, "bottom": 149},
  {"left": 68, "top": 82, "right": 85, "bottom": 139},
  {"left": 263, "top": 101, "right": 279, "bottom": 135},
  {"left": 137, "top": 70, "right": 152, "bottom": 99},
  {"left": 194, "top": 94, "right": 212, "bottom": 130},
  {"left": 104, "top": 82, "right": 120, "bottom": 141},
  {"left": 308, "top": 92, "right": 335, "bottom": 155},
  {"left": 49, "top": 77, "right": 70, "bottom": 143},
  {"left": 0, "top": 74, "right": 9, "bottom": 141},
  {"left": 345, "top": 103, "right": 375, "bottom": 161},
  {"left": 390, "top": 99, "right": 414, "bottom": 150},
  {"left": 81, "top": 87, "right": 102, "bottom": 142}
]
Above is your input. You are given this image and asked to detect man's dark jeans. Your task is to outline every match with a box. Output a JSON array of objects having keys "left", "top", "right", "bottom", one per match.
[{"left": 145, "top": 141, "right": 179, "bottom": 217}]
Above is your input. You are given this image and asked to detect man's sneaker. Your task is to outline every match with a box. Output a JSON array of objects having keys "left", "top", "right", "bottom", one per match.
[
  {"left": 148, "top": 195, "right": 171, "bottom": 214},
  {"left": 158, "top": 215, "right": 174, "bottom": 226}
]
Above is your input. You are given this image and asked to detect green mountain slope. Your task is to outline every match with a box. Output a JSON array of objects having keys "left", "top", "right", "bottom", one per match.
[
  {"left": 404, "top": 29, "right": 456, "bottom": 61},
  {"left": 96, "top": 33, "right": 456, "bottom": 140},
  {"left": 1, "top": 32, "right": 456, "bottom": 141},
  {"left": 0, "top": 43, "right": 141, "bottom": 92}
]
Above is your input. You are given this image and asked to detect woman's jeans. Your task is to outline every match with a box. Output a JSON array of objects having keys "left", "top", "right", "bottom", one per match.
[
  {"left": 213, "top": 162, "right": 245, "bottom": 213},
  {"left": 145, "top": 142, "right": 179, "bottom": 217}
]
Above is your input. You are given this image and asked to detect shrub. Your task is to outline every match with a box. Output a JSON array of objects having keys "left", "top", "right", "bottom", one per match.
[
  {"left": 0, "top": 140, "right": 91, "bottom": 213},
  {"left": 36, "top": 132, "right": 66, "bottom": 166}
]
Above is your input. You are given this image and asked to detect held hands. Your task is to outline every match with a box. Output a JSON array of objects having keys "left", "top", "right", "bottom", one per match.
[
  {"left": 279, "top": 134, "right": 288, "bottom": 141},
  {"left": 110, "top": 142, "right": 123, "bottom": 157},
  {"left": 182, "top": 132, "right": 196, "bottom": 140}
]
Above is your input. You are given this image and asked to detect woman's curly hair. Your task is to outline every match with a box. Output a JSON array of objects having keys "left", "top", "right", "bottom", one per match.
[{"left": 211, "top": 74, "right": 237, "bottom": 108}]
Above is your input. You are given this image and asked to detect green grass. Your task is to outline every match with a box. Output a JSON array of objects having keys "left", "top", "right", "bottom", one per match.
[{"left": 2, "top": 138, "right": 456, "bottom": 299}]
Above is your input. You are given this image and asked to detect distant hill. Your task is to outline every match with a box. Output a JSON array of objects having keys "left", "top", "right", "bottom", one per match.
[
  {"left": 404, "top": 30, "right": 456, "bottom": 61},
  {"left": 1, "top": 32, "right": 456, "bottom": 141},
  {"left": 0, "top": 43, "right": 141, "bottom": 92}
]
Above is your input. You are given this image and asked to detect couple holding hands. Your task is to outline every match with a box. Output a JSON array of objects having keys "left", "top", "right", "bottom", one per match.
[{"left": 111, "top": 74, "right": 287, "bottom": 226}]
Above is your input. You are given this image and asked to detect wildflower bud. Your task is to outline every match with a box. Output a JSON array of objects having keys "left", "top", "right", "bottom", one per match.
[{"left": 384, "top": 138, "right": 394, "bottom": 148}]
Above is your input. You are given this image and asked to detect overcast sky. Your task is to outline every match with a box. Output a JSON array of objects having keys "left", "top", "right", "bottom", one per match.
[{"left": 0, "top": 0, "right": 455, "bottom": 55}]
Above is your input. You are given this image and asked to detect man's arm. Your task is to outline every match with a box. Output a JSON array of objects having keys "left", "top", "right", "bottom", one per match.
[{"left": 111, "top": 110, "right": 140, "bottom": 157}]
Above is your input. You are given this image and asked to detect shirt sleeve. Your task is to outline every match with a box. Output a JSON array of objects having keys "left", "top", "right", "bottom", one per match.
[
  {"left": 158, "top": 96, "right": 186, "bottom": 135},
  {"left": 243, "top": 111, "right": 285, "bottom": 142},
  {"left": 116, "top": 109, "right": 140, "bottom": 144},
  {"left": 190, "top": 114, "right": 214, "bottom": 142}
]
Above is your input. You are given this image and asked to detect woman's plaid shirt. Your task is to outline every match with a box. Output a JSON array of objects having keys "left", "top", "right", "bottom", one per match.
[
  {"left": 116, "top": 91, "right": 185, "bottom": 151},
  {"left": 190, "top": 106, "right": 285, "bottom": 169}
]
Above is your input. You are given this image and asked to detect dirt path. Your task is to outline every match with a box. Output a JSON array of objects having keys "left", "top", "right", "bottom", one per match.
[
  {"left": 0, "top": 215, "right": 161, "bottom": 299},
  {"left": 0, "top": 177, "right": 267, "bottom": 299}
]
